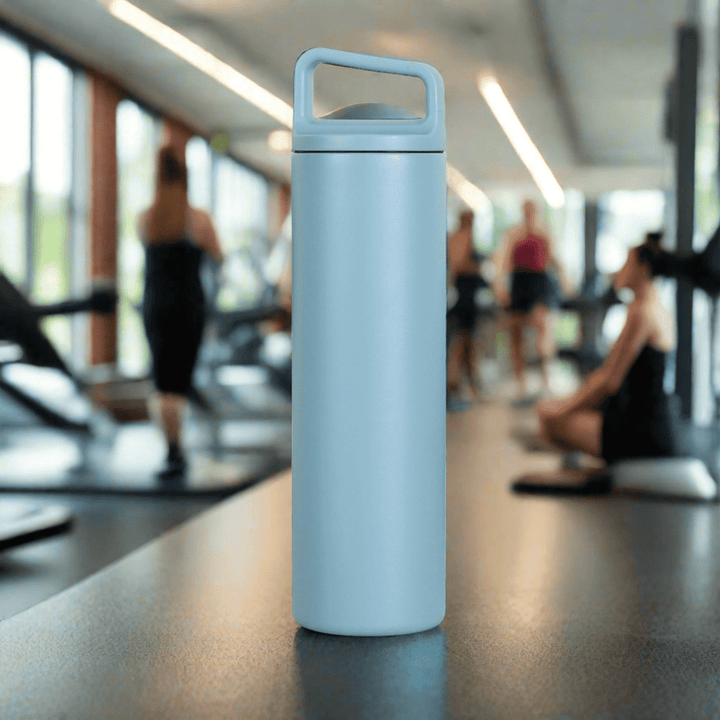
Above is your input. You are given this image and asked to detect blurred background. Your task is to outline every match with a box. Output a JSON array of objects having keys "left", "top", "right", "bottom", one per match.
[{"left": 1, "top": 0, "right": 719, "bottom": 623}]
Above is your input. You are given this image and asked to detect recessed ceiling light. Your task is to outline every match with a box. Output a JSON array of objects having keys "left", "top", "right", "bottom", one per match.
[
  {"left": 268, "top": 129, "right": 292, "bottom": 153},
  {"left": 446, "top": 165, "right": 492, "bottom": 214},
  {"left": 102, "top": 0, "right": 488, "bottom": 209},
  {"left": 104, "top": 0, "right": 293, "bottom": 127},
  {"left": 477, "top": 73, "right": 565, "bottom": 208}
]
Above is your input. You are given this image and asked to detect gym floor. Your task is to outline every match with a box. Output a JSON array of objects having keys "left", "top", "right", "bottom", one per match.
[
  {"left": 0, "top": 494, "right": 217, "bottom": 621},
  {"left": 6, "top": 380, "right": 720, "bottom": 718}
]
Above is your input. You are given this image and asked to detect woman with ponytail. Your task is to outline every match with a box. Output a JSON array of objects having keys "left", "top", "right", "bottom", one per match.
[
  {"left": 534, "top": 233, "right": 677, "bottom": 464},
  {"left": 138, "top": 144, "right": 224, "bottom": 477}
]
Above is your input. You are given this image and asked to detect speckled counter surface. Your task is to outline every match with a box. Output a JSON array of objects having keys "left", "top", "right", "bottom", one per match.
[{"left": 2, "top": 402, "right": 720, "bottom": 719}]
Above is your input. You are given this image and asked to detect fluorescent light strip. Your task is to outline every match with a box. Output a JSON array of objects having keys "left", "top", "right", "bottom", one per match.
[
  {"left": 107, "top": 0, "right": 294, "bottom": 127},
  {"left": 268, "top": 129, "right": 292, "bottom": 152},
  {"left": 446, "top": 165, "right": 492, "bottom": 215},
  {"left": 106, "top": 0, "right": 488, "bottom": 209},
  {"left": 477, "top": 75, "right": 564, "bottom": 208}
]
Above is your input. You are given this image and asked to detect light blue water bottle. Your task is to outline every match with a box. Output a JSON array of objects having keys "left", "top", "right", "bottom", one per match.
[{"left": 292, "top": 48, "right": 447, "bottom": 637}]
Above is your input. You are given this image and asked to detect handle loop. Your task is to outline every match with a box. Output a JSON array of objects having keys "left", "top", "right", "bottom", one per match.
[{"left": 292, "top": 48, "right": 445, "bottom": 151}]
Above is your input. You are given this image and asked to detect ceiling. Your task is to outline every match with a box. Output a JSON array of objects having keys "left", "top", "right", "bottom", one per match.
[{"left": 0, "top": 0, "right": 695, "bottom": 199}]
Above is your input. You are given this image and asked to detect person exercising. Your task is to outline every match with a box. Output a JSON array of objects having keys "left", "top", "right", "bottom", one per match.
[
  {"left": 138, "top": 144, "right": 224, "bottom": 477},
  {"left": 494, "top": 200, "right": 569, "bottom": 403},
  {"left": 447, "top": 210, "right": 485, "bottom": 405},
  {"left": 535, "top": 233, "right": 677, "bottom": 465}
]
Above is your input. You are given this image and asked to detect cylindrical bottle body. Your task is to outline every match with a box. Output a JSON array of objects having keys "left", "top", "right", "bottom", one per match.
[{"left": 292, "top": 151, "right": 446, "bottom": 636}]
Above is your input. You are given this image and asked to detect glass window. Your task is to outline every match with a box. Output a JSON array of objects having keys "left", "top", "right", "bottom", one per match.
[
  {"left": 214, "top": 157, "right": 269, "bottom": 309},
  {"left": 488, "top": 191, "right": 523, "bottom": 255},
  {"left": 186, "top": 136, "right": 212, "bottom": 212},
  {"left": 33, "top": 52, "right": 74, "bottom": 358},
  {"left": 546, "top": 189, "right": 585, "bottom": 293},
  {"left": 596, "top": 191, "right": 665, "bottom": 276},
  {"left": 0, "top": 34, "right": 30, "bottom": 289},
  {"left": 117, "top": 100, "right": 159, "bottom": 376}
]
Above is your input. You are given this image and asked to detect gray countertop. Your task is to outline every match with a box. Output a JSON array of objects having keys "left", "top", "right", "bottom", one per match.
[{"left": 2, "top": 403, "right": 720, "bottom": 719}]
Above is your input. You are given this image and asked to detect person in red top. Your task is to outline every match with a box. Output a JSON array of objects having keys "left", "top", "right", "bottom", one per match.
[{"left": 494, "top": 200, "right": 570, "bottom": 403}]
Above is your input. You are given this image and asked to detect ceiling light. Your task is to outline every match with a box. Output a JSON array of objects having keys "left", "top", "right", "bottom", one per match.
[
  {"left": 103, "top": 1, "right": 490, "bottom": 205},
  {"left": 446, "top": 164, "right": 492, "bottom": 215},
  {"left": 105, "top": 0, "right": 294, "bottom": 127},
  {"left": 268, "top": 129, "right": 292, "bottom": 153},
  {"left": 477, "top": 74, "right": 565, "bottom": 208}
]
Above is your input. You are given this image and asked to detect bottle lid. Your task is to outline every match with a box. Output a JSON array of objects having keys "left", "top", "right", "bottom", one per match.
[{"left": 292, "top": 48, "right": 445, "bottom": 153}]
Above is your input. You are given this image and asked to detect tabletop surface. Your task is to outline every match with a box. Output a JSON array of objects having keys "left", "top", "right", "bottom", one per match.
[{"left": 2, "top": 402, "right": 720, "bottom": 719}]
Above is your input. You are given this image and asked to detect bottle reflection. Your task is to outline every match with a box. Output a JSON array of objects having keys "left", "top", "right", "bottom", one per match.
[{"left": 294, "top": 625, "right": 447, "bottom": 720}]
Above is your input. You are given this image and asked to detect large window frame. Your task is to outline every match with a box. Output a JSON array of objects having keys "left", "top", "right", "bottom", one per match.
[{"left": 0, "top": 19, "right": 90, "bottom": 369}]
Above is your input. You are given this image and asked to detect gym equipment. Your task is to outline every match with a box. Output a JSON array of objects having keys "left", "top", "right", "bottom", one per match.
[
  {"left": 0, "top": 503, "right": 75, "bottom": 552},
  {"left": 292, "top": 48, "right": 446, "bottom": 636},
  {"left": 0, "top": 272, "right": 117, "bottom": 431},
  {"left": 557, "top": 273, "right": 622, "bottom": 375},
  {"left": 0, "top": 272, "right": 116, "bottom": 378},
  {"left": 196, "top": 219, "right": 293, "bottom": 404}
]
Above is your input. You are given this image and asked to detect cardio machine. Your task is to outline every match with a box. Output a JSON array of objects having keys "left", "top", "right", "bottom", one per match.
[
  {"left": 0, "top": 272, "right": 116, "bottom": 550},
  {"left": 195, "top": 218, "right": 293, "bottom": 414},
  {"left": 0, "top": 271, "right": 117, "bottom": 432}
]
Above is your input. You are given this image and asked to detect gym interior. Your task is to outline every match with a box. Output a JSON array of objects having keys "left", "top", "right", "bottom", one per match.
[{"left": 2, "top": 0, "right": 720, "bottom": 717}]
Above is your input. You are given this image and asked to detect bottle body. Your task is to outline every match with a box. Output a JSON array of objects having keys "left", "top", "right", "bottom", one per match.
[{"left": 292, "top": 151, "right": 446, "bottom": 636}]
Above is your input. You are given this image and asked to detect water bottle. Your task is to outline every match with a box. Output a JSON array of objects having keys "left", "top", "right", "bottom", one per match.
[{"left": 292, "top": 48, "right": 447, "bottom": 637}]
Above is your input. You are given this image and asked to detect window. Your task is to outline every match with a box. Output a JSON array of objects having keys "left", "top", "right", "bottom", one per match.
[
  {"left": 33, "top": 52, "right": 74, "bottom": 358},
  {"left": 0, "top": 31, "right": 88, "bottom": 366},
  {"left": 596, "top": 191, "right": 666, "bottom": 347},
  {"left": 116, "top": 99, "right": 160, "bottom": 376},
  {"left": 214, "top": 157, "right": 269, "bottom": 309},
  {"left": 0, "top": 33, "right": 30, "bottom": 289},
  {"left": 186, "top": 136, "right": 212, "bottom": 213},
  {"left": 596, "top": 191, "right": 665, "bottom": 277},
  {"left": 549, "top": 189, "right": 585, "bottom": 291}
]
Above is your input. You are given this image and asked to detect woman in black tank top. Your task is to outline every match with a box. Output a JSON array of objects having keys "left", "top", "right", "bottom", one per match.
[
  {"left": 447, "top": 211, "right": 486, "bottom": 405},
  {"left": 534, "top": 234, "right": 677, "bottom": 466},
  {"left": 140, "top": 145, "right": 223, "bottom": 477}
]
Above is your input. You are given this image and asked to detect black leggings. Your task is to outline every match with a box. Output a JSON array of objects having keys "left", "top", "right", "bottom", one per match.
[{"left": 143, "top": 300, "right": 205, "bottom": 395}]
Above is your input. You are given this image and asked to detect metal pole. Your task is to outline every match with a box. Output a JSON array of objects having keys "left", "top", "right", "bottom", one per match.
[
  {"left": 675, "top": 24, "right": 699, "bottom": 420},
  {"left": 71, "top": 71, "right": 90, "bottom": 370},
  {"left": 583, "top": 200, "right": 598, "bottom": 284}
]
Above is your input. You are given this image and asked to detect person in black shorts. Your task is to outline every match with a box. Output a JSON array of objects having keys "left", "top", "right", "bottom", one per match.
[
  {"left": 138, "top": 144, "right": 224, "bottom": 476},
  {"left": 534, "top": 233, "right": 676, "bottom": 464},
  {"left": 494, "top": 200, "right": 569, "bottom": 402},
  {"left": 447, "top": 210, "right": 486, "bottom": 405}
]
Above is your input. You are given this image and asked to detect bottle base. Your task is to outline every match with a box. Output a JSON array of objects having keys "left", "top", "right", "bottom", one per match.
[{"left": 293, "top": 611, "right": 445, "bottom": 637}]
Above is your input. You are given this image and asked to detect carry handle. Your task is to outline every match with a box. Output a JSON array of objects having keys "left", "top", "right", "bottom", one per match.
[{"left": 293, "top": 48, "right": 442, "bottom": 132}]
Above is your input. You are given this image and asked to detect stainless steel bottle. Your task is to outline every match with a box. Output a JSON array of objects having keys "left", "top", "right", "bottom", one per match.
[{"left": 292, "top": 48, "right": 446, "bottom": 636}]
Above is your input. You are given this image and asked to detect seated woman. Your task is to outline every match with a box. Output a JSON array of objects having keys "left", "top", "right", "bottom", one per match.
[{"left": 535, "top": 233, "right": 677, "bottom": 469}]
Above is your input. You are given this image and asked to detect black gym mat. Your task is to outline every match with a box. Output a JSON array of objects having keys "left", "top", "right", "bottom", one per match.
[
  {"left": 512, "top": 468, "right": 613, "bottom": 496},
  {"left": 0, "top": 421, "right": 291, "bottom": 498}
]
